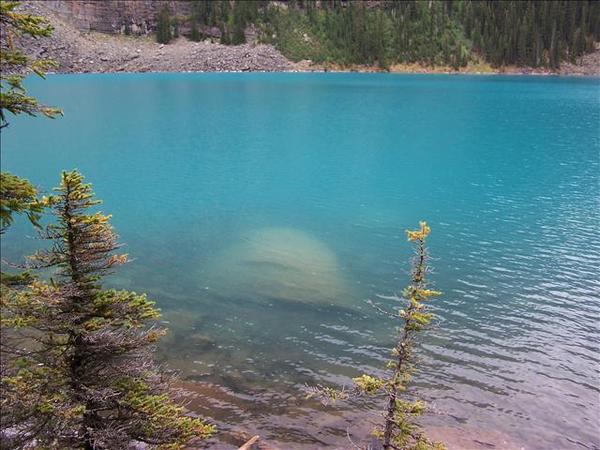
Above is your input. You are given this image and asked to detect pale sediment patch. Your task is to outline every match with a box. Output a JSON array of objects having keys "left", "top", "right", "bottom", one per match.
[{"left": 204, "top": 227, "right": 349, "bottom": 307}]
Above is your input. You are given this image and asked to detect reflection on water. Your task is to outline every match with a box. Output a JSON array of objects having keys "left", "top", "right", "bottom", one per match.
[{"left": 1, "top": 73, "right": 599, "bottom": 449}]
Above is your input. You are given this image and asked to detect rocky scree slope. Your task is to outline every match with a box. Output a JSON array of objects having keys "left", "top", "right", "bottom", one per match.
[{"left": 15, "top": 1, "right": 293, "bottom": 73}]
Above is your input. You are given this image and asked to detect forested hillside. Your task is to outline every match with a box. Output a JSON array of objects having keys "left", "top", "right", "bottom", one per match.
[{"left": 177, "top": 0, "right": 599, "bottom": 69}]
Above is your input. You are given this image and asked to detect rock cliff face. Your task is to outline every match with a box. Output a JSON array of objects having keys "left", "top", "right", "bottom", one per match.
[{"left": 43, "top": 1, "right": 194, "bottom": 35}]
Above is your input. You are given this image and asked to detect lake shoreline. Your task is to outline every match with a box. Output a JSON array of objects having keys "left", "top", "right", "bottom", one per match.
[
  {"left": 34, "top": 45, "right": 600, "bottom": 77},
  {"left": 46, "top": 67, "right": 600, "bottom": 77}
]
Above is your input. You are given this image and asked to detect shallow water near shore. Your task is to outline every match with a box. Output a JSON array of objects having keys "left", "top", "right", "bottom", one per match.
[{"left": 2, "top": 73, "right": 599, "bottom": 449}]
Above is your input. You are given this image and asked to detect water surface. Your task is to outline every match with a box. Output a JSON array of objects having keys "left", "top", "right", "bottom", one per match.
[{"left": 2, "top": 73, "right": 599, "bottom": 449}]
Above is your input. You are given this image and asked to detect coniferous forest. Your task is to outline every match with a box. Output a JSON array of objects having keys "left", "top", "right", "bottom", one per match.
[{"left": 180, "top": 0, "right": 600, "bottom": 69}]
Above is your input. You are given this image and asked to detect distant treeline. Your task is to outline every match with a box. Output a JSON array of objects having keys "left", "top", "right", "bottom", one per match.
[{"left": 162, "top": 0, "right": 599, "bottom": 69}]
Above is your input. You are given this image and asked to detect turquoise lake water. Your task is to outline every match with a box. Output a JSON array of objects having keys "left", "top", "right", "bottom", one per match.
[{"left": 1, "top": 73, "right": 599, "bottom": 449}]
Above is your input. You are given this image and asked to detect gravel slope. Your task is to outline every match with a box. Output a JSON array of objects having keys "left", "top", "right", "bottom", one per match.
[{"left": 17, "top": 1, "right": 294, "bottom": 73}]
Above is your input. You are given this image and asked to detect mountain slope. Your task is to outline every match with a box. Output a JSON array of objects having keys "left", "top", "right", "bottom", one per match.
[{"left": 15, "top": 1, "right": 600, "bottom": 75}]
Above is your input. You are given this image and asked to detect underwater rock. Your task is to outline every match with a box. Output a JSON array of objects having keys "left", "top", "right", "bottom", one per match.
[
  {"left": 205, "top": 227, "right": 348, "bottom": 306},
  {"left": 186, "top": 333, "right": 216, "bottom": 350}
]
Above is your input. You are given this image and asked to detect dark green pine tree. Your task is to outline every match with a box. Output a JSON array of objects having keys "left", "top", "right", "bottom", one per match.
[
  {"left": 308, "top": 222, "right": 444, "bottom": 450},
  {"left": 231, "top": 3, "right": 247, "bottom": 45},
  {"left": 155, "top": 5, "right": 172, "bottom": 44},
  {"left": 190, "top": 20, "right": 201, "bottom": 42},
  {"left": 0, "top": 0, "right": 62, "bottom": 284},
  {"left": 1, "top": 171, "right": 215, "bottom": 449}
]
